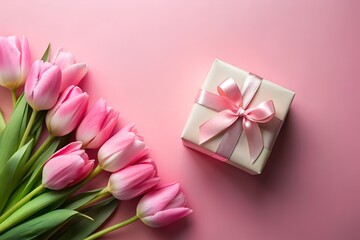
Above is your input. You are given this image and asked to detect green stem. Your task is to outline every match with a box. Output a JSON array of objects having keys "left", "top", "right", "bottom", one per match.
[
  {"left": 77, "top": 188, "right": 111, "bottom": 211},
  {"left": 84, "top": 215, "right": 139, "bottom": 240},
  {"left": 11, "top": 89, "right": 17, "bottom": 109},
  {"left": 0, "top": 185, "right": 44, "bottom": 225},
  {"left": 81, "top": 165, "right": 103, "bottom": 186},
  {"left": 19, "top": 110, "right": 38, "bottom": 148},
  {"left": 22, "top": 135, "right": 55, "bottom": 174}
]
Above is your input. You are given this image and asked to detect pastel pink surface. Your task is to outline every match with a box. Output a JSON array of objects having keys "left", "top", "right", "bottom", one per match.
[{"left": 1, "top": 1, "right": 360, "bottom": 239}]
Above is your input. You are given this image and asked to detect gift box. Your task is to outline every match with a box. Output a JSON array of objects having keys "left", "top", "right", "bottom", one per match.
[{"left": 181, "top": 60, "right": 295, "bottom": 174}]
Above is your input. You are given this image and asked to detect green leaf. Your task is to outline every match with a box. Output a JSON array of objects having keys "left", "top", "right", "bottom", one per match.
[
  {"left": 20, "top": 138, "right": 61, "bottom": 198},
  {"left": 0, "top": 209, "right": 84, "bottom": 240},
  {"left": 0, "top": 109, "right": 5, "bottom": 136},
  {"left": 0, "top": 188, "right": 74, "bottom": 233},
  {"left": 1, "top": 112, "right": 48, "bottom": 212},
  {"left": 0, "top": 164, "right": 96, "bottom": 233},
  {"left": 2, "top": 177, "right": 29, "bottom": 212},
  {"left": 0, "top": 140, "right": 33, "bottom": 214},
  {"left": 41, "top": 43, "right": 51, "bottom": 62},
  {"left": 0, "top": 94, "right": 30, "bottom": 172},
  {"left": 62, "top": 189, "right": 102, "bottom": 210},
  {"left": 53, "top": 198, "right": 118, "bottom": 240},
  {"left": 27, "top": 111, "right": 46, "bottom": 148},
  {"left": 4, "top": 138, "right": 60, "bottom": 212}
]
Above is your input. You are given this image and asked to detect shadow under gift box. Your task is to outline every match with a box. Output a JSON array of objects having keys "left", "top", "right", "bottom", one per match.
[{"left": 181, "top": 60, "right": 295, "bottom": 175}]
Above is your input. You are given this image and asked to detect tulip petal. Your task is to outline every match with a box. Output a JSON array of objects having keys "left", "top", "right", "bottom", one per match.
[
  {"left": 110, "top": 164, "right": 154, "bottom": 190},
  {"left": 108, "top": 164, "right": 158, "bottom": 200},
  {"left": 19, "top": 36, "right": 31, "bottom": 87},
  {"left": 31, "top": 66, "right": 61, "bottom": 110},
  {"left": 74, "top": 159, "right": 94, "bottom": 184},
  {"left": 67, "top": 85, "right": 84, "bottom": 98},
  {"left": 42, "top": 155, "right": 85, "bottom": 190},
  {"left": 114, "top": 139, "right": 146, "bottom": 167},
  {"left": 137, "top": 158, "right": 157, "bottom": 174},
  {"left": 103, "top": 107, "right": 118, "bottom": 127},
  {"left": 98, "top": 132, "right": 135, "bottom": 166},
  {"left": 51, "top": 48, "right": 62, "bottom": 64},
  {"left": 48, "top": 92, "right": 89, "bottom": 136},
  {"left": 0, "top": 36, "right": 20, "bottom": 71},
  {"left": 52, "top": 49, "right": 75, "bottom": 69},
  {"left": 137, "top": 183, "right": 180, "bottom": 217},
  {"left": 60, "top": 63, "right": 88, "bottom": 92},
  {"left": 141, "top": 208, "right": 193, "bottom": 228},
  {"left": 133, "top": 177, "right": 160, "bottom": 196},
  {"left": 118, "top": 123, "right": 136, "bottom": 135},
  {"left": 98, "top": 151, "right": 122, "bottom": 172},
  {"left": 47, "top": 85, "right": 75, "bottom": 119},
  {"left": 99, "top": 131, "right": 135, "bottom": 152},
  {"left": 76, "top": 99, "right": 107, "bottom": 145},
  {"left": 24, "top": 60, "right": 42, "bottom": 99},
  {"left": 51, "top": 141, "right": 83, "bottom": 159},
  {"left": 24, "top": 60, "right": 62, "bottom": 110},
  {"left": 132, "top": 145, "right": 151, "bottom": 162},
  {"left": 86, "top": 111, "right": 118, "bottom": 149},
  {"left": 165, "top": 191, "right": 187, "bottom": 209},
  {"left": 0, "top": 36, "right": 21, "bottom": 89},
  {"left": 76, "top": 98, "right": 119, "bottom": 149},
  {"left": 114, "top": 177, "right": 160, "bottom": 200}
]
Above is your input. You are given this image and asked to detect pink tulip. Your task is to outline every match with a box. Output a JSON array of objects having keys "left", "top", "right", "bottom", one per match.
[
  {"left": 76, "top": 99, "right": 119, "bottom": 149},
  {"left": 0, "top": 35, "right": 31, "bottom": 89},
  {"left": 42, "top": 141, "right": 94, "bottom": 190},
  {"left": 52, "top": 48, "right": 88, "bottom": 92},
  {"left": 108, "top": 158, "right": 160, "bottom": 200},
  {"left": 98, "top": 123, "right": 150, "bottom": 172},
  {"left": 24, "top": 60, "right": 61, "bottom": 111},
  {"left": 136, "top": 183, "right": 193, "bottom": 227},
  {"left": 46, "top": 85, "right": 89, "bottom": 136}
]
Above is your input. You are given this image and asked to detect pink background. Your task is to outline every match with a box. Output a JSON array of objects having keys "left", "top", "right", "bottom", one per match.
[{"left": 1, "top": 0, "right": 360, "bottom": 239}]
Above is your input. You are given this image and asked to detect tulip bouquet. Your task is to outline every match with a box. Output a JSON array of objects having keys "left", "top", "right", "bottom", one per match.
[{"left": 0, "top": 35, "right": 192, "bottom": 239}]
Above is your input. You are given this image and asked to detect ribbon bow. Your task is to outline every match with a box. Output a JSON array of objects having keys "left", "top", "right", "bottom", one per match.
[{"left": 197, "top": 76, "right": 275, "bottom": 163}]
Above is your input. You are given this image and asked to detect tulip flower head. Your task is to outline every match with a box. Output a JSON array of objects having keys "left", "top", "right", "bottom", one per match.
[
  {"left": 108, "top": 158, "right": 160, "bottom": 200},
  {"left": 46, "top": 85, "right": 89, "bottom": 136},
  {"left": 42, "top": 141, "right": 94, "bottom": 190},
  {"left": 136, "top": 183, "right": 193, "bottom": 227},
  {"left": 0, "top": 35, "right": 31, "bottom": 89},
  {"left": 52, "top": 48, "right": 88, "bottom": 92},
  {"left": 76, "top": 98, "right": 119, "bottom": 149},
  {"left": 24, "top": 60, "right": 61, "bottom": 111},
  {"left": 98, "top": 123, "right": 150, "bottom": 172}
]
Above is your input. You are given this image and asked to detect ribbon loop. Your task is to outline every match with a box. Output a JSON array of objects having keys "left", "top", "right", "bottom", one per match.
[
  {"left": 245, "top": 100, "right": 275, "bottom": 123},
  {"left": 196, "top": 75, "right": 275, "bottom": 163},
  {"left": 217, "top": 78, "right": 243, "bottom": 107}
]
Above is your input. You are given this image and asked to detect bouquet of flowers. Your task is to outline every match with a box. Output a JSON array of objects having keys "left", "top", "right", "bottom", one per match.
[{"left": 0, "top": 35, "right": 192, "bottom": 239}]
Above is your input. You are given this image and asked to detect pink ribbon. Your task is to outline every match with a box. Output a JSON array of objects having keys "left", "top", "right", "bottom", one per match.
[{"left": 196, "top": 75, "right": 275, "bottom": 163}]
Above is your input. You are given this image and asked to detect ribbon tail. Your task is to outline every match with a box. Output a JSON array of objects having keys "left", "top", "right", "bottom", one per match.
[
  {"left": 243, "top": 119, "right": 263, "bottom": 163},
  {"left": 216, "top": 120, "right": 243, "bottom": 160},
  {"left": 199, "top": 109, "right": 238, "bottom": 144}
]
